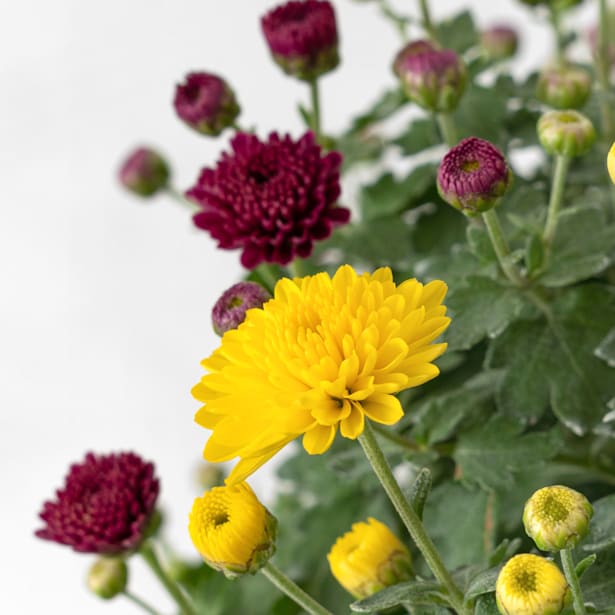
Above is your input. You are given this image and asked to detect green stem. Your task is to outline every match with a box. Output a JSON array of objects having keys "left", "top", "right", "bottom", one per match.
[
  {"left": 418, "top": 0, "right": 438, "bottom": 43},
  {"left": 436, "top": 112, "right": 458, "bottom": 147},
  {"left": 597, "top": 0, "right": 615, "bottom": 141},
  {"left": 139, "top": 542, "right": 197, "bottom": 615},
  {"left": 371, "top": 424, "right": 421, "bottom": 452},
  {"left": 164, "top": 186, "right": 199, "bottom": 212},
  {"left": 122, "top": 590, "right": 163, "bottom": 615},
  {"left": 542, "top": 154, "right": 570, "bottom": 245},
  {"left": 309, "top": 78, "right": 321, "bottom": 142},
  {"left": 561, "top": 549, "right": 587, "bottom": 615},
  {"left": 481, "top": 209, "right": 526, "bottom": 287},
  {"left": 255, "top": 263, "right": 280, "bottom": 294},
  {"left": 261, "top": 562, "right": 334, "bottom": 615},
  {"left": 379, "top": 0, "right": 408, "bottom": 40},
  {"left": 358, "top": 422, "right": 468, "bottom": 614},
  {"left": 549, "top": 5, "right": 566, "bottom": 64}
]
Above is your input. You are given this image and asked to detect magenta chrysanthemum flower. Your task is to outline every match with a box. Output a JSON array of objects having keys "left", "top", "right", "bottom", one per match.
[
  {"left": 437, "top": 137, "right": 512, "bottom": 215},
  {"left": 212, "top": 281, "right": 271, "bottom": 336},
  {"left": 186, "top": 131, "right": 349, "bottom": 268},
  {"left": 261, "top": 0, "right": 339, "bottom": 80},
  {"left": 35, "top": 452, "right": 160, "bottom": 554},
  {"left": 173, "top": 72, "right": 240, "bottom": 136},
  {"left": 118, "top": 147, "right": 169, "bottom": 197}
]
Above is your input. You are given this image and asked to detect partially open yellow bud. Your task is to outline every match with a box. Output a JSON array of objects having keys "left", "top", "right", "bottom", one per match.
[
  {"left": 496, "top": 554, "right": 569, "bottom": 615},
  {"left": 87, "top": 557, "right": 127, "bottom": 600},
  {"left": 608, "top": 142, "right": 615, "bottom": 184},
  {"left": 188, "top": 482, "right": 277, "bottom": 579},
  {"left": 327, "top": 517, "right": 413, "bottom": 599},
  {"left": 523, "top": 485, "right": 593, "bottom": 552}
]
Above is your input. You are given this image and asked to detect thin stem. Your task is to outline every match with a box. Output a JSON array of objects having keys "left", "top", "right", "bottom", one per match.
[
  {"left": 549, "top": 5, "right": 565, "bottom": 64},
  {"left": 309, "top": 78, "right": 321, "bottom": 142},
  {"left": 561, "top": 549, "right": 587, "bottom": 615},
  {"left": 261, "top": 562, "right": 334, "bottom": 615},
  {"left": 358, "top": 422, "right": 468, "bottom": 614},
  {"left": 139, "top": 541, "right": 197, "bottom": 615},
  {"left": 418, "top": 0, "right": 438, "bottom": 43},
  {"left": 436, "top": 112, "right": 458, "bottom": 147},
  {"left": 542, "top": 154, "right": 570, "bottom": 245},
  {"left": 371, "top": 424, "right": 421, "bottom": 452},
  {"left": 164, "top": 186, "right": 199, "bottom": 212},
  {"left": 379, "top": 0, "right": 409, "bottom": 40},
  {"left": 597, "top": 0, "right": 615, "bottom": 141},
  {"left": 122, "top": 590, "right": 163, "bottom": 615},
  {"left": 481, "top": 209, "right": 526, "bottom": 286}
]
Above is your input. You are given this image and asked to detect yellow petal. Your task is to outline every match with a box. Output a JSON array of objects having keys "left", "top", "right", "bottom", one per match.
[
  {"left": 362, "top": 394, "right": 404, "bottom": 425},
  {"left": 303, "top": 424, "right": 337, "bottom": 454},
  {"left": 340, "top": 402, "right": 365, "bottom": 439}
]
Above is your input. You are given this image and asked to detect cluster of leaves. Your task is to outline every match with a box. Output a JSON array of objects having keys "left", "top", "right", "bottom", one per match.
[{"left": 178, "top": 8, "right": 615, "bottom": 615}]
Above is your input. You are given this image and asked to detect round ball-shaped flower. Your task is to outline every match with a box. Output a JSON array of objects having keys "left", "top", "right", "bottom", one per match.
[
  {"left": 328, "top": 517, "right": 413, "bottom": 599},
  {"left": 118, "top": 147, "right": 170, "bottom": 197},
  {"left": 536, "top": 64, "right": 591, "bottom": 110},
  {"left": 496, "top": 554, "right": 569, "bottom": 615},
  {"left": 608, "top": 142, "right": 615, "bottom": 184},
  {"left": 261, "top": 0, "right": 339, "bottom": 81},
  {"left": 35, "top": 452, "right": 160, "bottom": 554},
  {"left": 212, "top": 281, "right": 271, "bottom": 336},
  {"left": 186, "top": 131, "right": 349, "bottom": 269},
  {"left": 193, "top": 265, "right": 450, "bottom": 484},
  {"left": 523, "top": 485, "right": 593, "bottom": 552},
  {"left": 481, "top": 26, "right": 519, "bottom": 61},
  {"left": 87, "top": 557, "right": 128, "bottom": 600},
  {"left": 437, "top": 137, "right": 512, "bottom": 216},
  {"left": 393, "top": 40, "right": 466, "bottom": 113},
  {"left": 188, "top": 482, "right": 277, "bottom": 579},
  {"left": 537, "top": 110, "right": 596, "bottom": 158},
  {"left": 173, "top": 72, "right": 240, "bottom": 137}
]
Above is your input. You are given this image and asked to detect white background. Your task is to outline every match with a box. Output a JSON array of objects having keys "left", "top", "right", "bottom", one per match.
[{"left": 0, "top": 0, "right": 596, "bottom": 612}]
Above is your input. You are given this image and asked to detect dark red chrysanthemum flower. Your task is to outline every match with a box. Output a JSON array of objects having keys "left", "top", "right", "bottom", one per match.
[
  {"left": 35, "top": 452, "right": 159, "bottom": 554},
  {"left": 186, "top": 131, "right": 349, "bottom": 268},
  {"left": 261, "top": 0, "right": 339, "bottom": 80}
]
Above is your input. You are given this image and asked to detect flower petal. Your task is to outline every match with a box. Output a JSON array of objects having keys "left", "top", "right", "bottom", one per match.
[{"left": 361, "top": 394, "right": 404, "bottom": 425}]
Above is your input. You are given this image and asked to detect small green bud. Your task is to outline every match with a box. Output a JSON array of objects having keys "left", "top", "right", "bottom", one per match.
[
  {"left": 537, "top": 110, "right": 596, "bottom": 157},
  {"left": 87, "top": 557, "right": 128, "bottom": 600},
  {"left": 536, "top": 64, "right": 591, "bottom": 109},
  {"left": 523, "top": 485, "right": 593, "bottom": 552}
]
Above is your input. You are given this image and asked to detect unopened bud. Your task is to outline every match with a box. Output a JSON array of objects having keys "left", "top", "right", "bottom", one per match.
[
  {"left": 536, "top": 64, "right": 591, "bottom": 109},
  {"left": 481, "top": 26, "right": 519, "bottom": 61},
  {"left": 212, "top": 281, "right": 271, "bottom": 336},
  {"left": 118, "top": 148, "right": 170, "bottom": 198},
  {"left": 537, "top": 110, "right": 596, "bottom": 157},
  {"left": 87, "top": 557, "right": 127, "bottom": 600}
]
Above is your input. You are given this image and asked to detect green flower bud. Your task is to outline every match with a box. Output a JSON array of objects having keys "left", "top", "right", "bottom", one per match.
[
  {"left": 537, "top": 110, "right": 596, "bottom": 157},
  {"left": 536, "top": 64, "right": 591, "bottom": 109},
  {"left": 523, "top": 485, "right": 593, "bottom": 552},
  {"left": 87, "top": 557, "right": 128, "bottom": 600}
]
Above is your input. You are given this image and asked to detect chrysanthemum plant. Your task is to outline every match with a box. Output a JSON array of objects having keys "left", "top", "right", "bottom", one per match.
[{"left": 39, "top": 1, "right": 615, "bottom": 614}]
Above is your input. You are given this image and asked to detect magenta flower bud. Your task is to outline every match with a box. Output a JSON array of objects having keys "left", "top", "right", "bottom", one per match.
[
  {"left": 212, "top": 281, "right": 271, "bottom": 336},
  {"left": 393, "top": 40, "right": 467, "bottom": 113},
  {"left": 481, "top": 26, "right": 519, "bottom": 61},
  {"left": 35, "top": 452, "right": 160, "bottom": 554},
  {"left": 261, "top": 0, "right": 339, "bottom": 81},
  {"left": 536, "top": 64, "right": 591, "bottom": 110},
  {"left": 437, "top": 137, "right": 513, "bottom": 216},
  {"left": 174, "top": 72, "right": 240, "bottom": 136},
  {"left": 118, "top": 147, "right": 170, "bottom": 197},
  {"left": 537, "top": 110, "right": 596, "bottom": 158}
]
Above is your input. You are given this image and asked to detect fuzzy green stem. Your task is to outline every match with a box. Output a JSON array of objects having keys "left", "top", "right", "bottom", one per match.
[
  {"left": 481, "top": 209, "right": 526, "bottom": 286},
  {"left": 122, "top": 590, "right": 163, "bottom": 615},
  {"left": 549, "top": 5, "right": 566, "bottom": 64},
  {"left": 309, "top": 78, "right": 322, "bottom": 142},
  {"left": 436, "top": 113, "right": 458, "bottom": 147},
  {"left": 418, "top": 0, "right": 438, "bottom": 43},
  {"left": 597, "top": 0, "right": 615, "bottom": 141},
  {"left": 359, "top": 422, "right": 468, "bottom": 614},
  {"left": 542, "top": 154, "right": 570, "bottom": 245},
  {"left": 561, "top": 549, "right": 588, "bottom": 615},
  {"left": 261, "top": 562, "right": 334, "bottom": 615},
  {"left": 139, "top": 542, "right": 197, "bottom": 615}
]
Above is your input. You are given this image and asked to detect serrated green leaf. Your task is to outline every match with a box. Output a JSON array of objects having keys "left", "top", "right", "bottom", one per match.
[
  {"left": 474, "top": 592, "right": 500, "bottom": 615},
  {"left": 454, "top": 417, "right": 562, "bottom": 490},
  {"left": 582, "top": 495, "right": 615, "bottom": 552},
  {"left": 350, "top": 580, "right": 445, "bottom": 612},
  {"left": 525, "top": 233, "right": 544, "bottom": 275},
  {"left": 465, "top": 567, "right": 500, "bottom": 601},
  {"left": 393, "top": 118, "right": 441, "bottom": 156},
  {"left": 466, "top": 225, "right": 497, "bottom": 264},
  {"left": 454, "top": 84, "right": 508, "bottom": 145},
  {"left": 488, "top": 538, "right": 522, "bottom": 567},
  {"left": 595, "top": 327, "right": 615, "bottom": 367},
  {"left": 444, "top": 276, "right": 527, "bottom": 351},
  {"left": 576, "top": 554, "right": 597, "bottom": 579},
  {"left": 435, "top": 10, "right": 478, "bottom": 53},
  {"left": 577, "top": 547, "right": 615, "bottom": 610},
  {"left": 408, "top": 467, "right": 432, "bottom": 520},
  {"left": 347, "top": 87, "right": 406, "bottom": 134}
]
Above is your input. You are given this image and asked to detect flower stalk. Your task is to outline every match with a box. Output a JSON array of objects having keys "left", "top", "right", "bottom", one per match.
[
  {"left": 122, "top": 590, "right": 163, "bottom": 615},
  {"left": 358, "top": 421, "right": 468, "bottom": 615},
  {"left": 261, "top": 562, "right": 334, "bottom": 615},
  {"left": 543, "top": 154, "right": 570, "bottom": 245},
  {"left": 309, "top": 78, "right": 322, "bottom": 141},
  {"left": 482, "top": 209, "right": 526, "bottom": 286},
  {"left": 436, "top": 113, "right": 457, "bottom": 147},
  {"left": 597, "top": 0, "right": 615, "bottom": 141},
  {"left": 418, "top": 0, "right": 438, "bottom": 43},
  {"left": 560, "top": 548, "right": 588, "bottom": 615}
]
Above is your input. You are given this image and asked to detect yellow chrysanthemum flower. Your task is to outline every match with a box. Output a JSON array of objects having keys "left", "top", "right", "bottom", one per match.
[
  {"left": 523, "top": 485, "right": 593, "bottom": 552},
  {"left": 192, "top": 265, "right": 450, "bottom": 484},
  {"left": 608, "top": 141, "right": 615, "bottom": 184},
  {"left": 327, "top": 517, "right": 413, "bottom": 599},
  {"left": 496, "top": 554, "right": 569, "bottom": 615},
  {"left": 188, "top": 482, "right": 277, "bottom": 578}
]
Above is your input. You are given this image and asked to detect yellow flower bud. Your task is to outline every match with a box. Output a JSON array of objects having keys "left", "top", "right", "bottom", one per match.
[
  {"left": 496, "top": 554, "right": 569, "bottom": 615},
  {"left": 523, "top": 485, "right": 593, "bottom": 552},
  {"left": 327, "top": 517, "right": 413, "bottom": 599},
  {"left": 87, "top": 557, "right": 127, "bottom": 600},
  {"left": 608, "top": 142, "right": 615, "bottom": 184},
  {"left": 188, "top": 482, "right": 277, "bottom": 579}
]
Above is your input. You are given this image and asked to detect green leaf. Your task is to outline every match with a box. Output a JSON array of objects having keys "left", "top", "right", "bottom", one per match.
[
  {"left": 454, "top": 416, "right": 562, "bottom": 490},
  {"left": 453, "top": 84, "right": 508, "bottom": 145},
  {"left": 350, "top": 580, "right": 445, "bottom": 612},
  {"left": 525, "top": 233, "right": 545, "bottom": 275},
  {"left": 595, "top": 327, "right": 615, "bottom": 367},
  {"left": 538, "top": 204, "right": 615, "bottom": 287},
  {"left": 466, "top": 225, "right": 497, "bottom": 264},
  {"left": 347, "top": 87, "right": 406, "bottom": 134},
  {"left": 393, "top": 118, "right": 441, "bottom": 156},
  {"left": 474, "top": 593, "right": 500, "bottom": 615},
  {"left": 487, "top": 538, "right": 522, "bottom": 567},
  {"left": 465, "top": 567, "right": 500, "bottom": 601},
  {"left": 444, "top": 276, "right": 527, "bottom": 351},
  {"left": 582, "top": 494, "right": 615, "bottom": 552},
  {"left": 435, "top": 10, "right": 478, "bottom": 53},
  {"left": 577, "top": 547, "right": 615, "bottom": 611},
  {"left": 575, "top": 554, "right": 597, "bottom": 579},
  {"left": 408, "top": 467, "right": 432, "bottom": 520}
]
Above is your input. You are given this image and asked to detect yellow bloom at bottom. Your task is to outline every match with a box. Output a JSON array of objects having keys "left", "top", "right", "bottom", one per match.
[
  {"left": 327, "top": 517, "right": 413, "bottom": 599},
  {"left": 188, "top": 482, "right": 276, "bottom": 579},
  {"left": 496, "top": 554, "right": 569, "bottom": 615},
  {"left": 608, "top": 142, "right": 615, "bottom": 184}
]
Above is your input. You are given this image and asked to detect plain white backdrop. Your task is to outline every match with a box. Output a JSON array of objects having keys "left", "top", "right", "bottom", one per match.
[{"left": 0, "top": 0, "right": 596, "bottom": 612}]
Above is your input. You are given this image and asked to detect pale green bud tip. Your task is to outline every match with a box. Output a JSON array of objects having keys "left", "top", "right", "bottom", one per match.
[
  {"left": 537, "top": 110, "right": 595, "bottom": 158},
  {"left": 536, "top": 64, "right": 591, "bottom": 110},
  {"left": 523, "top": 485, "right": 593, "bottom": 552},
  {"left": 87, "top": 557, "right": 128, "bottom": 600}
]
